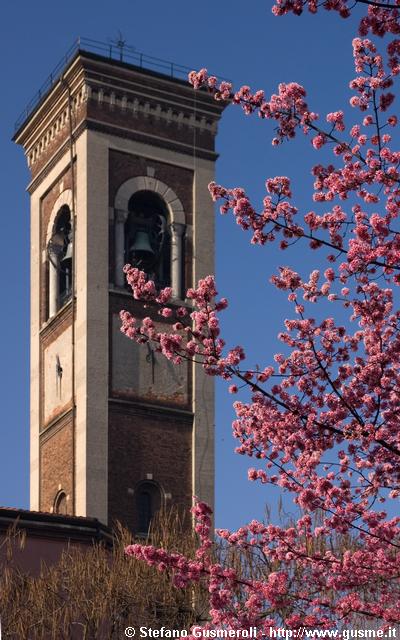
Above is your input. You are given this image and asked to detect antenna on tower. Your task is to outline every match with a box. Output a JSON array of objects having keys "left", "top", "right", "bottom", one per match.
[{"left": 108, "top": 31, "right": 135, "bottom": 62}]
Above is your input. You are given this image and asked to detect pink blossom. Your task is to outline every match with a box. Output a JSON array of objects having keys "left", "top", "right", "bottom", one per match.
[{"left": 123, "top": 6, "right": 400, "bottom": 629}]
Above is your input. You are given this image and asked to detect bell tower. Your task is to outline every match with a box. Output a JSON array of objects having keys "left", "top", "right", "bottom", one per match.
[{"left": 14, "top": 40, "right": 225, "bottom": 530}]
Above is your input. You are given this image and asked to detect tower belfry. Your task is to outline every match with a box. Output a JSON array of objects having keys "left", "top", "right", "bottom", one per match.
[{"left": 14, "top": 39, "right": 225, "bottom": 531}]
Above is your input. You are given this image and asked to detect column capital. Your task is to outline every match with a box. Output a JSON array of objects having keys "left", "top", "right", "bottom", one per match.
[
  {"left": 115, "top": 208, "right": 129, "bottom": 223},
  {"left": 47, "top": 241, "right": 61, "bottom": 264},
  {"left": 170, "top": 221, "right": 186, "bottom": 237}
]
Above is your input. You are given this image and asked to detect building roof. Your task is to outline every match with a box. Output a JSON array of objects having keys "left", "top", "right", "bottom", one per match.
[{"left": 0, "top": 506, "right": 113, "bottom": 545}]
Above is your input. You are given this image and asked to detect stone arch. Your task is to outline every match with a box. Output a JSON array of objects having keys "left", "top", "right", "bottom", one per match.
[
  {"left": 114, "top": 176, "right": 185, "bottom": 225},
  {"left": 46, "top": 189, "right": 73, "bottom": 247},
  {"left": 113, "top": 177, "right": 186, "bottom": 297},
  {"left": 46, "top": 189, "right": 73, "bottom": 319},
  {"left": 53, "top": 489, "right": 68, "bottom": 515}
]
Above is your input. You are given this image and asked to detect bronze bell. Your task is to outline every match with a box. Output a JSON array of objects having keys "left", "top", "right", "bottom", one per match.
[
  {"left": 129, "top": 230, "right": 154, "bottom": 257},
  {"left": 61, "top": 240, "right": 73, "bottom": 263}
]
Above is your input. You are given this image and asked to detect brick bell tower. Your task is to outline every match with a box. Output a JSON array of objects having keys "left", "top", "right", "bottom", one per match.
[{"left": 14, "top": 39, "right": 225, "bottom": 531}]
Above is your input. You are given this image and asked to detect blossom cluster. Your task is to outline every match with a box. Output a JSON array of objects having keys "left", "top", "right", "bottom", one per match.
[
  {"left": 121, "top": 260, "right": 400, "bottom": 627},
  {"left": 123, "top": 0, "right": 400, "bottom": 631},
  {"left": 120, "top": 268, "right": 244, "bottom": 374},
  {"left": 127, "top": 498, "right": 400, "bottom": 631}
]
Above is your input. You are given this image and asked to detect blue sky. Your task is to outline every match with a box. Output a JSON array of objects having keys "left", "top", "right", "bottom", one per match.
[{"left": 1, "top": 1, "right": 363, "bottom": 529}]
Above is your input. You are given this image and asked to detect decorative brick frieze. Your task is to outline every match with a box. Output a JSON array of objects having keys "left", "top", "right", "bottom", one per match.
[
  {"left": 87, "top": 84, "right": 217, "bottom": 133},
  {"left": 27, "top": 93, "right": 87, "bottom": 172},
  {"left": 40, "top": 300, "right": 73, "bottom": 345},
  {"left": 15, "top": 51, "right": 224, "bottom": 181}
]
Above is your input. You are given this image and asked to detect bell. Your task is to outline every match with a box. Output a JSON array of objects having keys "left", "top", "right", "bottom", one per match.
[
  {"left": 130, "top": 230, "right": 154, "bottom": 257},
  {"left": 61, "top": 242, "right": 73, "bottom": 263},
  {"left": 48, "top": 232, "right": 65, "bottom": 259}
]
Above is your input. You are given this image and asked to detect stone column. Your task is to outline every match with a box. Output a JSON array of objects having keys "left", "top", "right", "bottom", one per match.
[
  {"left": 170, "top": 222, "right": 185, "bottom": 299},
  {"left": 114, "top": 209, "right": 128, "bottom": 287},
  {"left": 48, "top": 252, "right": 59, "bottom": 318}
]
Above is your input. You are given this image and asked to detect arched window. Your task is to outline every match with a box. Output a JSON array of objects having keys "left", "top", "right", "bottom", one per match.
[
  {"left": 138, "top": 490, "right": 152, "bottom": 533},
  {"left": 135, "top": 481, "right": 162, "bottom": 535},
  {"left": 47, "top": 206, "right": 73, "bottom": 318},
  {"left": 125, "top": 191, "right": 171, "bottom": 288},
  {"left": 54, "top": 490, "right": 68, "bottom": 515}
]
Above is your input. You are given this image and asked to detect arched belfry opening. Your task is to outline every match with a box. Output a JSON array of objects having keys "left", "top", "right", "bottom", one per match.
[
  {"left": 47, "top": 205, "right": 73, "bottom": 318},
  {"left": 114, "top": 178, "right": 187, "bottom": 299},
  {"left": 125, "top": 190, "right": 171, "bottom": 288}
]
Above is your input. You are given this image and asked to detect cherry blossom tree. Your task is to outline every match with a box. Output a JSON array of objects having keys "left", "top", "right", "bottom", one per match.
[{"left": 122, "top": 0, "right": 400, "bottom": 633}]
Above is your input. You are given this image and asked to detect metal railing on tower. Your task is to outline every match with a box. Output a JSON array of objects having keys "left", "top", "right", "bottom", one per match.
[{"left": 14, "top": 36, "right": 197, "bottom": 132}]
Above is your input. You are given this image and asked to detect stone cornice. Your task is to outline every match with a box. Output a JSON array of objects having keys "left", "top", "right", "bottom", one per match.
[
  {"left": 39, "top": 299, "right": 73, "bottom": 345},
  {"left": 40, "top": 408, "right": 73, "bottom": 443},
  {"left": 108, "top": 397, "right": 193, "bottom": 421}
]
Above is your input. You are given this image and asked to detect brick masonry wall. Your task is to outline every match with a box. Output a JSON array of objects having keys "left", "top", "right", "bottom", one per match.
[
  {"left": 40, "top": 417, "right": 73, "bottom": 513},
  {"left": 108, "top": 404, "right": 193, "bottom": 532}
]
